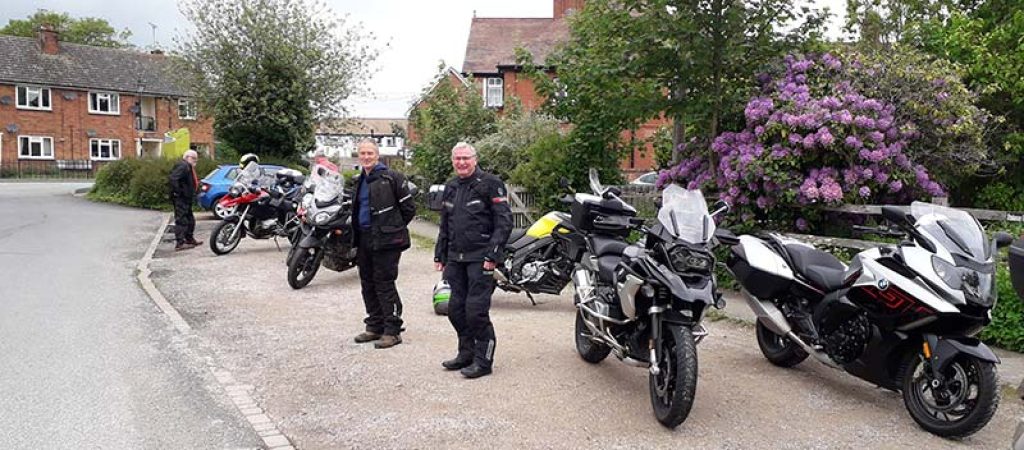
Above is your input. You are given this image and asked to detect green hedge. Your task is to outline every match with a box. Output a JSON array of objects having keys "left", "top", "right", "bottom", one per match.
[{"left": 981, "top": 262, "right": 1024, "bottom": 352}]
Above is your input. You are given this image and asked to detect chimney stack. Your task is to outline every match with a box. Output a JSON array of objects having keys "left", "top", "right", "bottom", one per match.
[
  {"left": 38, "top": 24, "right": 60, "bottom": 55},
  {"left": 554, "top": 0, "right": 585, "bottom": 19}
]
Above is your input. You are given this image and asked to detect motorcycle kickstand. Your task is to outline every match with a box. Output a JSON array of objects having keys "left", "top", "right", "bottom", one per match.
[
  {"left": 526, "top": 291, "right": 537, "bottom": 306},
  {"left": 273, "top": 236, "right": 282, "bottom": 252}
]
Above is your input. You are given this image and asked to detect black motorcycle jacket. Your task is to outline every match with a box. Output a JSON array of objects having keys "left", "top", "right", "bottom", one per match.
[
  {"left": 434, "top": 168, "right": 513, "bottom": 264},
  {"left": 352, "top": 165, "right": 417, "bottom": 252}
]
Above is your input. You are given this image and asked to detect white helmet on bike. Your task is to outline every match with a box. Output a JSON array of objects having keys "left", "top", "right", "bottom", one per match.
[{"left": 240, "top": 153, "right": 260, "bottom": 167}]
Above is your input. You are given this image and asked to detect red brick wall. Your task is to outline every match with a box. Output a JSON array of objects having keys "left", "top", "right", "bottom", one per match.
[{"left": 0, "top": 83, "right": 214, "bottom": 166}]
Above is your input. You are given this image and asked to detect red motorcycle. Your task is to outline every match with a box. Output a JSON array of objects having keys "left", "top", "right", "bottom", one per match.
[{"left": 209, "top": 162, "right": 303, "bottom": 255}]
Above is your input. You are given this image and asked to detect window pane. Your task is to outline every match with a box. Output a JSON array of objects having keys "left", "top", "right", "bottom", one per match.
[
  {"left": 109, "top": 94, "right": 118, "bottom": 112},
  {"left": 91, "top": 140, "right": 99, "bottom": 158},
  {"left": 112, "top": 141, "right": 120, "bottom": 158},
  {"left": 99, "top": 95, "right": 109, "bottom": 111},
  {"left": 19, "top": 137, "right": 28, "bottom": 155},
  {"left": 42, "top": 89, "right": 50, "bottom": 108},
  {"left": 90, "top": 94, "right": 97, "bottom": 110},
  {"left": 27, "top": 89, "right": 40, "bottom": 107},
  {"left": 31, "top": 140, "right": 41, "bottom": 157},
  {"left": 17, "top": 86, "right": 26, "bottom": 106},
  {"left": 43, "top": 139, "right": 52, "bottom": 157}
]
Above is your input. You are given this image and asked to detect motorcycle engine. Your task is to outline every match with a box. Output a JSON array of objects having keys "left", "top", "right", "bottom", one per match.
[
  {"left": 822, "top": 313, "right": 871, "bottom": 365},
  {"left": 520, "top": 261, "right": 547, "bottom": 284}
]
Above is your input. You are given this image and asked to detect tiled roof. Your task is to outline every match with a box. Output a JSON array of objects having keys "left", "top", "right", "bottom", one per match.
[
  {"left": 318, "top": 118, "right": 407, "bottom": 136},
  {"left": 462, "top": 18, "right": 569, "bottom": 74},
  {"left": 0, "top": 35, "right": 189, "bottom": 96}
]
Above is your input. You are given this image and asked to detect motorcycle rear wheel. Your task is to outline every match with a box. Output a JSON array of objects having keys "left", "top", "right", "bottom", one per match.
[
  {"left": 755, "top": 320, "right": 809, "bottom": 367},
  {"left": 902, "top": 352, "right": 999, "bottom": 438},
  {"left": 650, "top": 324, "right": 698, "bottom": 429},
  {"left": 210, "top": 220, "right": 243, "bottom": 255},
  {"left": 287, "top": 247, "right": 323, "bottom": 289}
]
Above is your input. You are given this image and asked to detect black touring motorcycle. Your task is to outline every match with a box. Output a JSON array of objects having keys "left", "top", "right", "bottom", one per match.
[
  {"left": 286, "top": 165, "right": 358, "bottom": 289},
  {"left": 556, "top": 169, "right": 731, "bottom": 428},
  {"left": 725, "top": 203, "right": 1017, "bottom": 438}
]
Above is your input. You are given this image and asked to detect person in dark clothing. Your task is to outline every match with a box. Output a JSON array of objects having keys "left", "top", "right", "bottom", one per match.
[
  {"left": 434, "top": 142, "right": 513, "bottom": 378},
  {"left": 351, "top": 139, "right": 417, "bottom": 349},
  {"left": 168, "top": 150, "right": 201, "bottom": 251}
]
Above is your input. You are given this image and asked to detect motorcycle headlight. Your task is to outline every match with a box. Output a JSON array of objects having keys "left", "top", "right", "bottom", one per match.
[
  {"left": 670, "top": 247, "right": 711, "bottom": 273},
  {"left": 313, "top": 211, "right": 332, "bottom": 224},
  {"left": 228, "top": 184, "right": 243, "bottom": 198},
  {"left": 931, "top": 256, "right": 963, "bottom": 290}
]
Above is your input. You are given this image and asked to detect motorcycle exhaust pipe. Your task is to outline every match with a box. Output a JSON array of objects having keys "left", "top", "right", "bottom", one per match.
[{"left": 740, "top": 289, "right": 841, "bottom": 369}]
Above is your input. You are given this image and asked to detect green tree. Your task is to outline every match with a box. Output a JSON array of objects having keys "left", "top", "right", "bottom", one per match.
[
  {"left": 522, "top": 0, "right": 827, "bottom": 192},
  {"left": 475, "top": 101, "right": 561, "bottom": 180},
  {"left": 408, "top": 68, "right": 497, "bottom": 183},
  {"left": 844, "top": 0, "right": 956, "bottom": 47},
  {"left": 1, "top": 10, "right": 132, "bottom": 47},
  {"left": 175, "top": 0, "right": 376, "bottom": 161}
]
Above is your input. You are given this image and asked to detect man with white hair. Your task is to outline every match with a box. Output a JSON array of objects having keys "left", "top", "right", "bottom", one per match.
[
  {"left": 168, "top": 150, "right": 201, "bottom": 251},
  {"left": 434, "top": 142, "right": 512, "bottom": 378}
]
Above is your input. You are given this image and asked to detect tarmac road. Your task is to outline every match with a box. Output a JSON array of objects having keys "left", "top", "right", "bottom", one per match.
[{"left": 0, "top": 183, "right": 260, "bottom": 448}]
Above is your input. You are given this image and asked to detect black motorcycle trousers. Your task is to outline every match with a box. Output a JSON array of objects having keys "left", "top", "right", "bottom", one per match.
[
  {"left": 445, "top": 261, "right": 497, "bottom": 369},
  {"left": 357, "top": 231, "right": 404, "bottom": 336},
  {"left": 172, "top": 197, "right": 196, "bottom": 244}
]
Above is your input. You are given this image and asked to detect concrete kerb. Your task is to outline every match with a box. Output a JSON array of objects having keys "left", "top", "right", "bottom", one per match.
[{"left": 136, "top": 214, "right": 294, "bottom": 449}]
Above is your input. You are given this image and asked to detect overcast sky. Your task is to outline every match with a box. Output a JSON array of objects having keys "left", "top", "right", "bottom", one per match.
[{"left": 3, "top": 0, "right": 847, "bottom": 118}]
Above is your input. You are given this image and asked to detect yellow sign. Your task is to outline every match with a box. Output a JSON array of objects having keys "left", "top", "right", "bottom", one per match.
[{"left": 162, "top": 128, "right": 191, "bottom": 159}]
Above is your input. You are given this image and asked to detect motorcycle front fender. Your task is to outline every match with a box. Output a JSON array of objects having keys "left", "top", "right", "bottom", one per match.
[
  {"left": 924, "top": 334, "right": 1000, "bottom": 374},
  {"left": 298, "top": 227, "right": 329, "bottom": 249}
]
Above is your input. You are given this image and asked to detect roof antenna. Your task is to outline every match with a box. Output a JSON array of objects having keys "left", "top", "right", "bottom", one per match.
[
  {"left": 473, "top": 10, "right": 477, "bottom": 18},
  {"left": 148, "top": 22, "right": 157, "bottom": 48}
]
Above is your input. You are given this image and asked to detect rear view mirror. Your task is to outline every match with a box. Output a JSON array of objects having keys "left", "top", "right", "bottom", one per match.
[
  {"left": 711, "top": 200, "right": 730, "bottom": 217},
  {"left": 881, "top": 206, "right": 910, "bottom": 226},
  {"left": 559, "top": 177, "right": 571, "bottom": 189},
  {"left": 993, "top": 232, "right": 1013, "bottom": 249}
]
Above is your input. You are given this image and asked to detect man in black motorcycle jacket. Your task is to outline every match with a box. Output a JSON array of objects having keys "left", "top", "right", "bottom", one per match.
[
  {"left": 168, "top": 150, "right": 201, "bottom": 251},
  {"left": 434, "top": 142, "right": 512, "bottom": 378},
  {"left": 351, "top": 139, "right": 416, "bottom": 349}
]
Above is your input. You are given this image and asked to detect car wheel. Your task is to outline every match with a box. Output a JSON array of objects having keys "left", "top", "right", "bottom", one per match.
[{"left": 214, "top": 199, "right": 237, "bottom": 219}]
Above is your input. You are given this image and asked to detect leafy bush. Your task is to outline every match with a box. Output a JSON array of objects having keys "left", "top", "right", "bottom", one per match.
[
  {"left": 980, "top": 264, "right": 1024, "bottom": 352},
  {"left": 92, "top": 159, "right": 143, "bottom": 197},
  {"left": 475, "top": 107, "right": 560, "bottom": 181},
  {"left": 511, "top": 133, "right": 572, "bottom": 213},
  {"left": 659, "top": 52, "right": 945, "bottom": 231},
  {"left": 127, "top": 159, "right": 175, "bottom": 209}
]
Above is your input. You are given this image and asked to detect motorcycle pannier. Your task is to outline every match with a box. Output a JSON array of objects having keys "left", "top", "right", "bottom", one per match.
[{"left": 571, "top": 196, "right": 635, "bottom": 237}]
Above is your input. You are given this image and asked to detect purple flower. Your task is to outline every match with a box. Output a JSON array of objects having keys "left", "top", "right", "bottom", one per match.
[
  {"left": 858, "top": 186, "right": 871, "bottom": 198},
  {"left": 816, "top": 127, "right": 835, "bottom": 146},
  {"left": 853, "top": 116, "right": 876, "bottom": 129},
  {"left": 845, "top": 136, "right": 863, "bottom": 149},
  {"left": 820, "top": 182, "right": 844, "bottom": 202},
  {"left": 888, "top": 180, "right": 903, "bottom": 193},
  {"left": 756, "top": 196, "right": 769, "bottom": 209},
  {"left": 834, "top": 110, "right": 853, "bottom": 124}
]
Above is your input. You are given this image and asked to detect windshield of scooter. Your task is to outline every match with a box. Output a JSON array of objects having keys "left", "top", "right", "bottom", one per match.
[
  {"left": 309, "top": 164, "right": 344, "bottom": 205},
  {"left": 657, "top": 184, "right": 714, "bottom": 244},
  {"left": 911, "top": 202, "right": 989, "bottom": 261}
]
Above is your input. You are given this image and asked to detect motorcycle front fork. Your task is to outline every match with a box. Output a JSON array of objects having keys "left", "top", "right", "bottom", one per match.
[{"left": 649, "top": 308, "right": 664, "bottom": 376}]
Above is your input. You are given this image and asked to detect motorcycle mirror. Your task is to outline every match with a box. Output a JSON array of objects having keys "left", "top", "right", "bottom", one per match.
[
  {"left": 559, "top": 177, "right": 570, "bottom": 189},
  {"left": 604, "top": 186, "right": 622, "bottom": 198},
  {"left": 711, "top": 199, "right": 730, "bottom": 217},
  {"left": 654, "top": 196, "right": 663, "bottom": 208},
  {"left": 881, "top": 206, "right": 909, "bottom": 227},
  {"left": 994, "top": 231, "right": 1013, "bottom": 249}
]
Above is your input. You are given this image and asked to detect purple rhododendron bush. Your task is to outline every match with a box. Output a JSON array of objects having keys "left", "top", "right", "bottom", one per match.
[{"left": 659, "top": 50, "right": 990, "bottom": 231}]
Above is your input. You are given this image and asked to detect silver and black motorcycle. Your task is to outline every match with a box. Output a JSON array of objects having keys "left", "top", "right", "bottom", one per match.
[
  {"left": 724, "top": 202, "right": 1015, "bottom": 438},
  {"left": 286, "top": 165, "right": 357, "bottom": 289},
  {"left": 558, "top": 169, "right": 730, "bottom": 428}
]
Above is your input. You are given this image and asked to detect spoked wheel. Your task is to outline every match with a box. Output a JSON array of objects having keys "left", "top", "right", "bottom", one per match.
[
  {"left": 287, "top": 247, "right": 323, "bottom": 289},
  {"left": 210, "top": 220, "right": 243, "bottom": 255},
  {"left": 902, "top": 352, "right": 999, "bottom": 438},
  {"left": 755, "top": 320, "right": 809, "bottom": 367},
  {"left": 650, "top": 324, "right": 698, "bottom": 428},
  {"left": 574, "top": 306, "right": 611, "bottom": 363}
]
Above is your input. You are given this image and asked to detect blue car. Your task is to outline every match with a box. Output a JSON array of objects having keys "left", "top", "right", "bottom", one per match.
[{"left": 197, "top": 164, "right": 285, "bottom": 218}]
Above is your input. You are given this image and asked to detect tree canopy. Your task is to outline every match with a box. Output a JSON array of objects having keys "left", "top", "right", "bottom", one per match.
[{"left": 0, "top": 10, "right": 132, "bottom": 48}]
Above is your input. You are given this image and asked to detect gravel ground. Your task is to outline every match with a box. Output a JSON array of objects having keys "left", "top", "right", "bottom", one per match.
[{"left": 151, "top": 216, "right": 1022, "bottom": 449}]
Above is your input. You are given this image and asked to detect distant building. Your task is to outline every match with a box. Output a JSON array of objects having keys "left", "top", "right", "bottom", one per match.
[
  {"left": 315, "top": 117, "right": 407, "bottom": 158},
  {"left": 0, "top": 26, "right": 214, "bottom": 176}
]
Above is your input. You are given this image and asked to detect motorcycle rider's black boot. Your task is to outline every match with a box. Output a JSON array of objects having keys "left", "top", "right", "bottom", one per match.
[
  {"left": 442, "top": 336, "right": 473, "bottom": 370},
  {"left": 460, "top": 362, "right": 492, "bottom": 379}
]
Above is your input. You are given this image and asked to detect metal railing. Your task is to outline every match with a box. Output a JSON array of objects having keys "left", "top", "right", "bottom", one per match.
[
  {"left": 0, "top": 159, "right": 107, "bottom": 179},
  {"left": 136, "top": 115, "right": 156, "bottom": 131}
]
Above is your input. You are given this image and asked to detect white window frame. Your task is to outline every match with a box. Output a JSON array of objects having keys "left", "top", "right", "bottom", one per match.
[
  {"left": 16, "top": 85, "right": 52, "bottom": 111},
  {"left": 178, "top": 99, "right": 198, "bottom": 120},
  {"left": 88, "top": 91, "right": 120, "bottom": 115},
  {"left": 484, "top": 77, "right": 504, "bottom": 108},
  {"left": 17, "top": 135, "right": 55, "bottom": 160},
  {"left": 89, "top": 138, "right": 121, "bottom": 161}
]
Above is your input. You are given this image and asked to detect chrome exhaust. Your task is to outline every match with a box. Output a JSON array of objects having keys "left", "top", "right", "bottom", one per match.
[{"left": 740, "top": 289, "right": 841, "bottom": 369}]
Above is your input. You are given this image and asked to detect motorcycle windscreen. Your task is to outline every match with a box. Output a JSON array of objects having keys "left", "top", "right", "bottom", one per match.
[
  {"left": 657, "top": 184, "right": 713, "bottom": 244},
  {"left": 1010, "top": 238, "right": 1024, "bottom": 302}
]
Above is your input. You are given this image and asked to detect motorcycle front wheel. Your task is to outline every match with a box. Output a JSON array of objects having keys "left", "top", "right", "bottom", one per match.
[
  {"left": 210, "top": 220, "right": 243, "bottom": 255},
  {"left": 287, "top": 247, "right": 323, "bottom": 289},
  {"left": 650, "top": 324, "right": 698, "bottom": 429},
  {"left": 901, "top": 352, "right": 999, "bottom": 438},
  {"left": 574, "top": 306, "right": 611, "bottom": 363}
]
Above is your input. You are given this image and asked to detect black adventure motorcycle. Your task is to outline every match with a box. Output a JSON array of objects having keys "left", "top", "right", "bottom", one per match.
[
  {"left": 286, "top": 165, "right": 358, "bottom": 289},
  {"left": 556, "top": 169, "right": 731, "bottom": 428},
  {"left": 724, "top": 203, "right": 1015, "bottom": 438}
]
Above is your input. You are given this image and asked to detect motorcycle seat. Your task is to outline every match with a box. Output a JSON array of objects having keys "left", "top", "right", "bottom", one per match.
[
  {"left": 591, "top": 235, "right": 628, "bottom": 256},
  {"left": 507, "top": 228, "right": 527, "bottom": 245},
  {"left": 784, "top": 244, "right": 847, "bottom": 292}
]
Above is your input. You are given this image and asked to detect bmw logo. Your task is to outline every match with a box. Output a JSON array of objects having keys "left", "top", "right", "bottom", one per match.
[{"left": 877, "top": 278, "right": 890, "bottom": 291}]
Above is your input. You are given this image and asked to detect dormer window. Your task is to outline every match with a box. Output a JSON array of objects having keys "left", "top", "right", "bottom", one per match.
[
  {"left": 88, "top": 91, "right": 120, "bottom": 115},
  {"left": 16, "top": 85, "right": 51, "bottom": 111},
  {"left": 484, "top": 77, "right": 504, "bottom": 108}
]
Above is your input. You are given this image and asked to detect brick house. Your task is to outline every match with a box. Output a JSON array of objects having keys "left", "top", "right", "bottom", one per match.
[
  {"left": 408, "top": 0, "right": 664, "bottom": 179},
  {"left": 0, "top": 27, "right": 214, "bottom": 176}
]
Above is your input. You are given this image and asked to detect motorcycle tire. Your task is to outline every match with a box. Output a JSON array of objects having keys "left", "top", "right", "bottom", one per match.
[
  {"left": 650, "top": 324, "right": 698, "bottom": 429},
  {"left": 210, "top": 220, "right": 243, "bottom": 255},
  {"left": 287, "top": 247, "right": 323, "bottom": 289},
  {"left": 574, "top": 307, "right": 611, "bottom": 363},
  {"left": 755, "top": 319, "right": 808, "bottom": 367},
  {"left": 901, "top": 351, "right": 999, "bottom": 438}
]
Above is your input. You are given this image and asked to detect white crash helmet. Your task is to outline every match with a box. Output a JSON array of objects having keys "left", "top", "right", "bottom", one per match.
[{"left": 432, "top": 279, "right": 450, "bottom": 315}]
